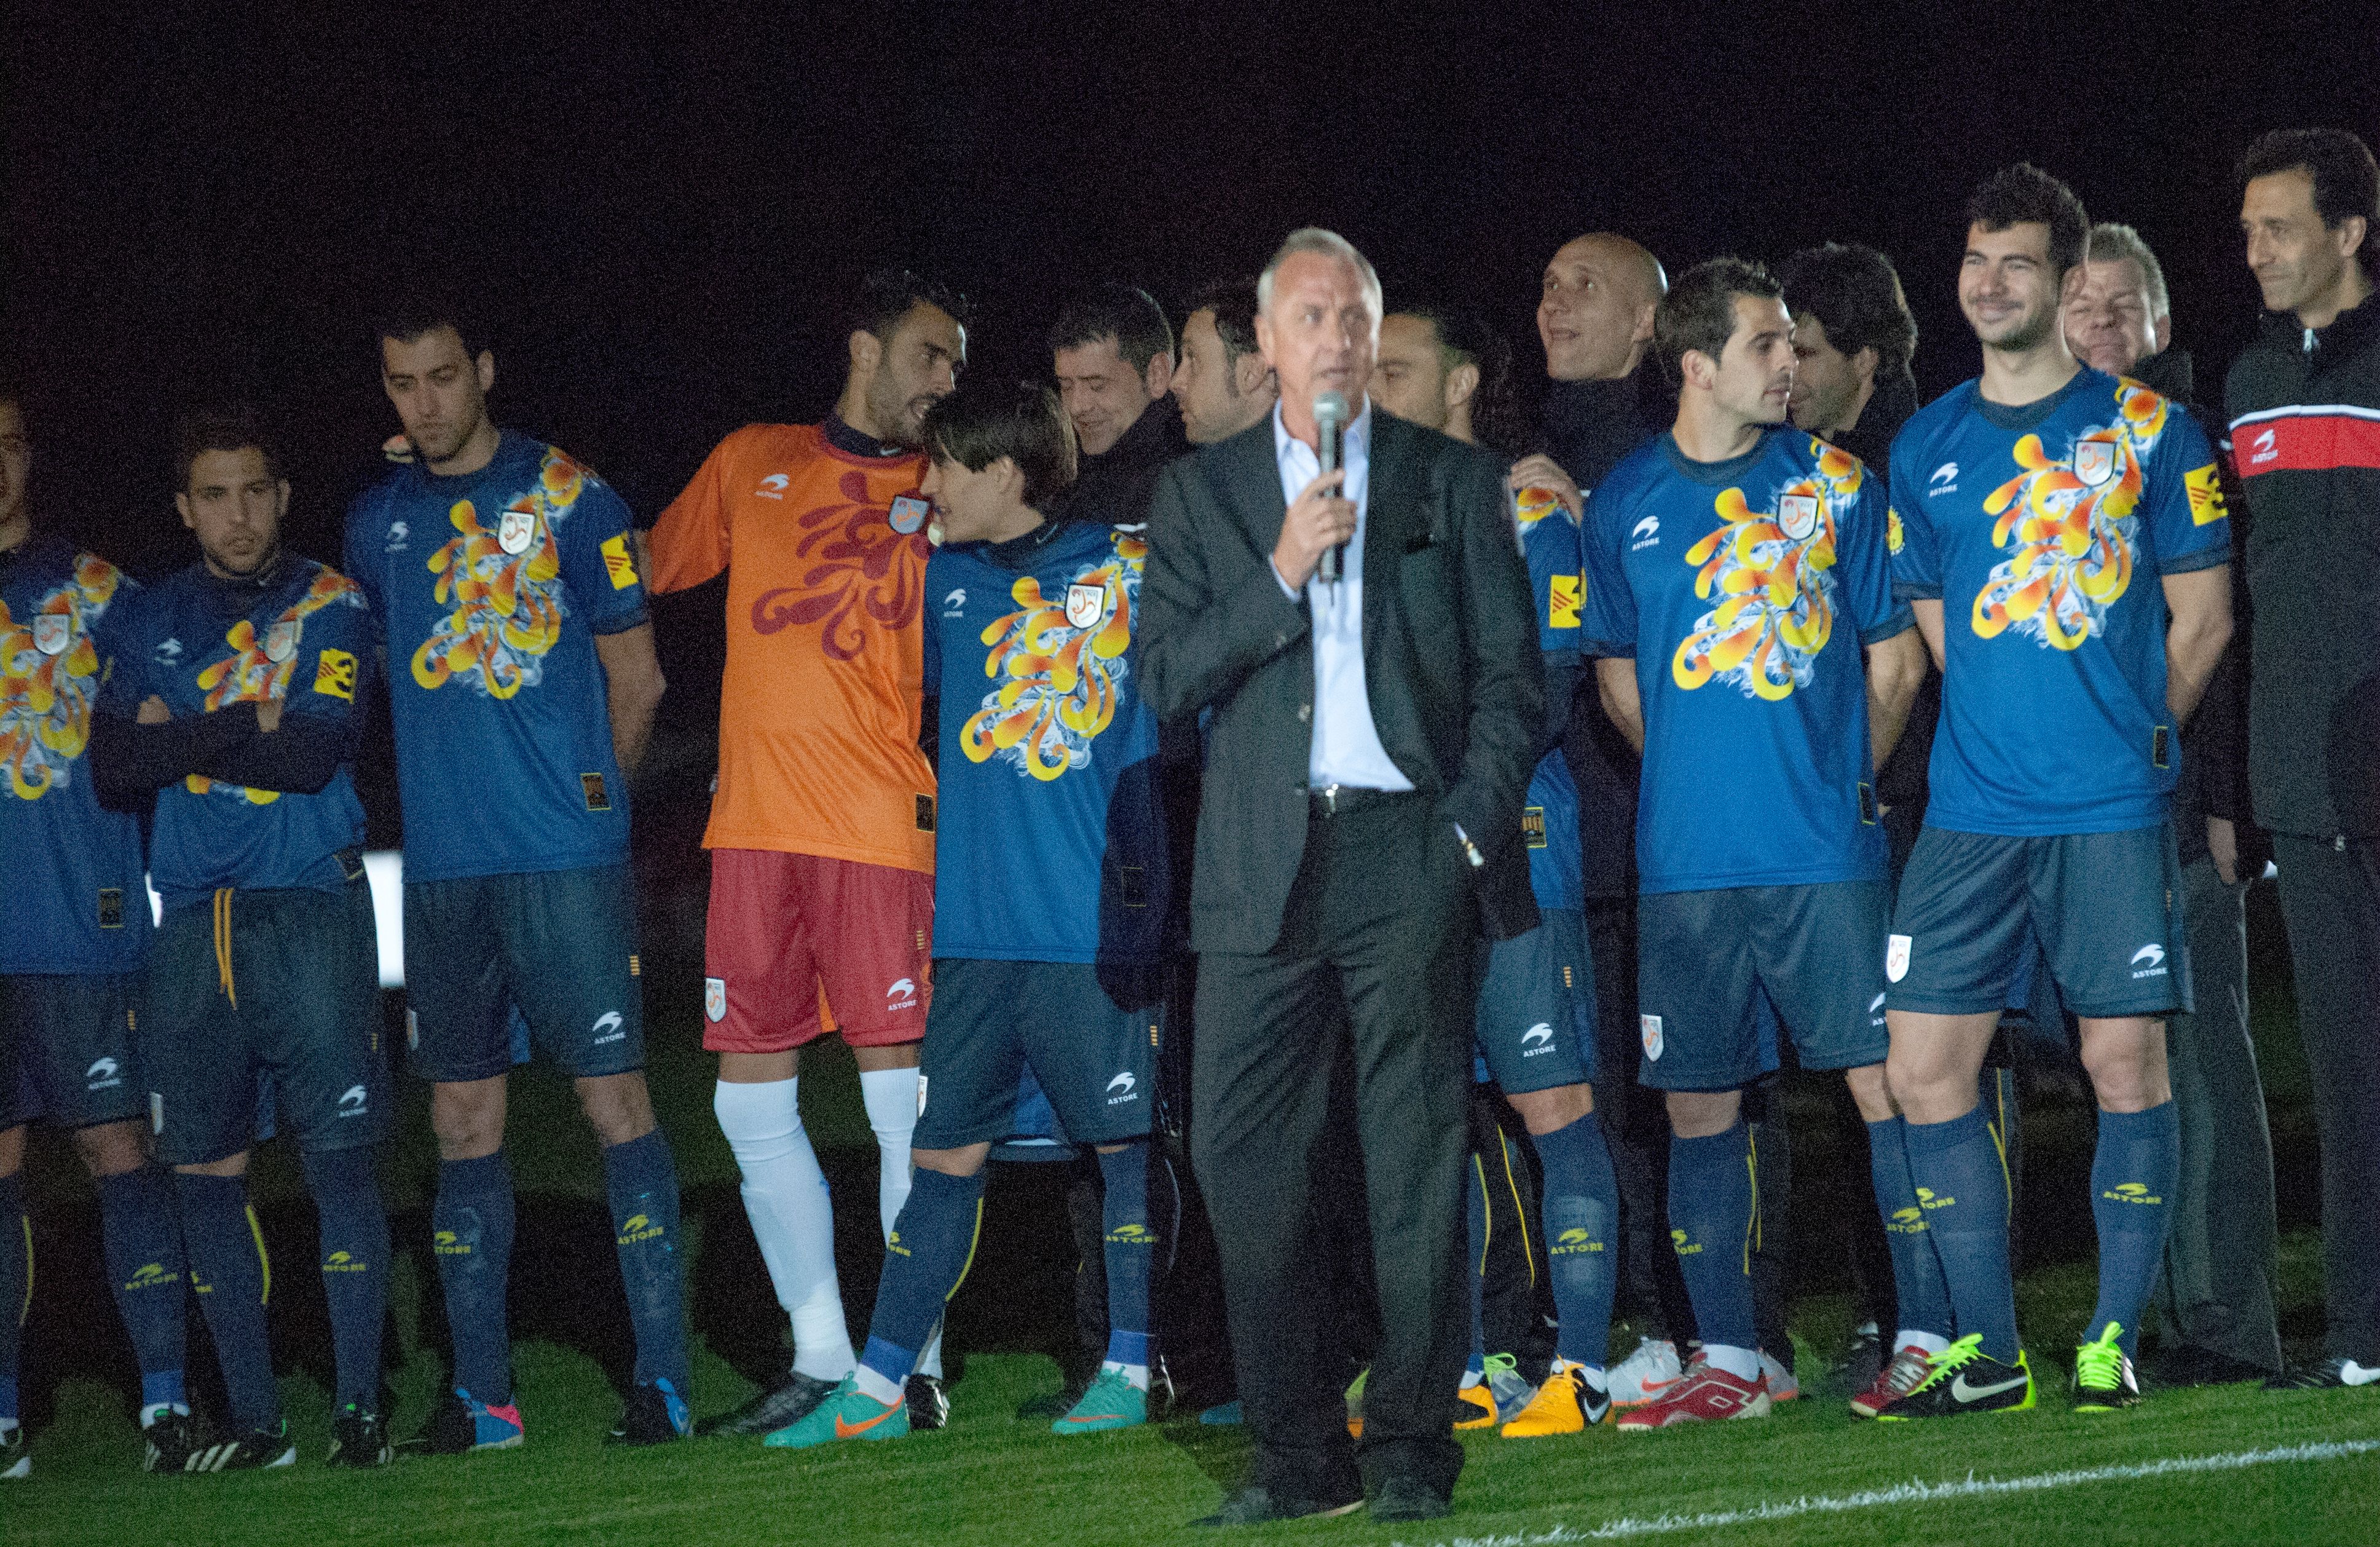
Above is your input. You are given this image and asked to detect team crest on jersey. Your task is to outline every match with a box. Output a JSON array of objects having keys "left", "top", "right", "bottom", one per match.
[
  {"left": 1973, "top": 380, "right": 2170, "bottom": 652},
  {"left": 415, "top": 447, "right": 590, "bottom": 698},
  {"left": 1673, "top": 439, "right": 1862, "bottom": 703},
  {"left": 964, "top": 530, "right": 1146, "bottom": 781},
  {"left": 703, "top": 977, "right": 727, "bottom": 1023},
  {"left": 889, "top": 495, "right": 929, "bottom": 535},
  {"left": 264, "top": 620, "right": 300, "bottom": 662},
  {"left": 190, "top": 569, "right": 365, "bottom": 805},
  {"left": 497, "top": 504, "right": 539, "bottom": 555},
  {"left": 2, "top": 556, "right": 120, "bottom": 799}
]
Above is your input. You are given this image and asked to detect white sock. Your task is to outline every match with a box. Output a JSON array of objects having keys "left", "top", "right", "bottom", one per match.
[
  {"left": 853, "top": 1364, "right": 905, "bottom": 1408},
  {"left": 1550, "top": 1357, "right": 1608, "bottom": 1393},
  {"left": 1896, "top": 1328, "right": 1952, "bottom": 1357},
  {"left": 859, "top": 1066, "right": 940, "bottom": 1377},
  {"left": 1702, "top": 1343, "right": 1762, "bottom": 1383},
  {"left": 714, "top": 1078, "right": 854, "bottom": 1382},
  {"left": 1101, "top": 1358, "right": 1151, "bottom": 1392}
]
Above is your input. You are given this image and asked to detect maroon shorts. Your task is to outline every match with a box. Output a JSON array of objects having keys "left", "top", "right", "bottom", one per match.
[{"left": 702, "top": 849, "right": 933, "bottom": 1053}]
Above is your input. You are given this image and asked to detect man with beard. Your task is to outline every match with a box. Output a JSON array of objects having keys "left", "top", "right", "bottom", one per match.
[{"left": 645, "top": 270, "right": 964, "bottom": 1435}]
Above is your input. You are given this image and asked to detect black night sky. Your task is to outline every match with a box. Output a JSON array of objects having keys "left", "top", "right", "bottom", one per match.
[{"left": 6, "top": 1, "right": 2373, "bottom": 584}]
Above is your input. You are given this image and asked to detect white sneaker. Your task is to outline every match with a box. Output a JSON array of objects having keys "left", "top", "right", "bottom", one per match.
[
  {"left": 1761, "top": 1350, "right": 1800, "bottom": 1402},
  {"left": 1608, "top": 1335, "right": 1684, "bottom": 1409}
]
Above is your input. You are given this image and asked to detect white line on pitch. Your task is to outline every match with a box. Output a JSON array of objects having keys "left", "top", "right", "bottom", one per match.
[{"left": 1383, "top": 1436, "right": 2380, "bottom": 1546}]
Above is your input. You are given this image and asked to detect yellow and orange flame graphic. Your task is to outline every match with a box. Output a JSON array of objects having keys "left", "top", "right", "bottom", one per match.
[
  {"left": 1971, "top": 381, "right": 2169, "bottom": 651},
  {"left": 961, "top": 532, "right": 1146, "bottom": 781},
  {"left": 0, "top": 555, "right": 119, "bottom": 800},
  {"left": 412, "top": 449, "right": 585, "bottom": 698},
  {"left": 187, "top": 569, "right": 364, "bottom": 805},
  {"left": 1671, "top": 440, "right": 1861, "bottom": 702}
]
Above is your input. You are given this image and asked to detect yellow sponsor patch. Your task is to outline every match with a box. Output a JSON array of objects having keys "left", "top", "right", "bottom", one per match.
[
  {"left": 2185, "top": 462, "right": 2228, "bottom": 526},
  {"left": 1886, "top": 508, "right": 1905, "bottom": 554},
  {"left": 1548, "top": 572, "right": 1582, "bottom": 628},
  {"left": 312, "top": 647, "right": 358, "bottom": 700},
  {"left": 601, "top": 532, "right": 640, "bottom": 590}
]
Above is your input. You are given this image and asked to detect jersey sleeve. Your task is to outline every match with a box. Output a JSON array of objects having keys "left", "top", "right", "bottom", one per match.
[
  {"left": 921, "top": 556, "right": 946, "bottom": 697},
  {"left": 91, "top": 590, "right": 155, "bottom": 719},
  {"left": 1521, "top": 498, "right": 1586, "bottom": 661},
  {"left": 2143, "top": 407, "right": 2231, "bottom": 574},
  {"left": 1885, "top": 436, "right": 1942, "bottom": 601},
  {"left": 646, "top": 433, "right": 736, "bottom": 595},
  {"left": 1842, "top": 478, "right": 1915, "bottom": 645},
  {"left": 559, "top": 478, "right": 652, "bottom": 635},
  {"left": 340, "top": 493, "right": 385, "bottom": 627},
  {"left": 1579, "top": 484, "right": 1636, "bottom": 659},
  {"left": 282, "top": 584, "right": 374, "bottom": 729}
]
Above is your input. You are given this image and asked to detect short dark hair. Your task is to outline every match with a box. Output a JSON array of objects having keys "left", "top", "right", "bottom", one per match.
[
  {"left": 1395, "top": 304, "right": 1523, "bottom": 453},
  {"left": 373, "top": 293, "right": 484, "bottom": 358},
  {"left": 1777, "top": 243, "right": 1918, "bottom": 374},
  {"left": 1185, "top": 277, "right": 1261, "bottom": 368},
  {"left": 174, "top": 403, "right": 283, "bottom": 492},
  {"left": 1049, "top": 282, "right": 1174, "bottom": 373},
  {"left": 1964, "top": 162, "right": 2089, "bottom": 281},
  {"left": 848, "top": 267, "right": 969, "bottom": 347},
  {"left": 1654, "top": 258, "right": 1783, "bottom": 388},
  {"left": 2240, "top": 127, "right": 2380, "bottom": 232},
  {"left": 0, "top": 362, "right": 21, "bottom": 417},
  {"left": 922, "top": 381, "right": 1079, "bottom": 510}
]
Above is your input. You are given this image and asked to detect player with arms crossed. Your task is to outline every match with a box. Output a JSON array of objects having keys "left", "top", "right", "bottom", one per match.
[
  {"left": 645, "top": 271, "right": 964, "bottom": 1433},
  {"left": 768, "top": 382, "right": 1173, "bottom": 1446},
  {"left": 89, "top": 406, "right": 393, "bottom": 1470},
  {"left": 1582, "top": 260, "right": 1931, "bottom": 1430},
  {"left": 1881, "top": 165, "right": 2233, "bottom": 1417},
  {"left": 0, "top": 377, "right": 194, "bottom": 1479},
  {"left": 345, "top": 304, "right": 686, "bottom": 1449}
]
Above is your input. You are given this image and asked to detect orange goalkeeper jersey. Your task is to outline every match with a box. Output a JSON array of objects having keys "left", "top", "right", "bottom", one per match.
[{"left": 648, "top": 421, "right": 937, "bottom": 872}]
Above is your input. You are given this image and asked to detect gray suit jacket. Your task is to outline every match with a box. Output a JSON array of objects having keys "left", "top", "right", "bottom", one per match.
[{"left": 1140, "top": 410, "right": 1543, "bottom": 956}]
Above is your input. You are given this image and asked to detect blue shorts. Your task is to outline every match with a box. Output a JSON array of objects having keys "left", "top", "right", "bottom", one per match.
[
  {"left": 1473, "top": 908, "right": 1598, "bottom": 1094},
  {"left": 1637, "top": 880, "right": 1892, "bottom": 1091},
  {"left": 1886, "top": 824, "right": 2190, "bottom": 1019},
  {"left": 404, "top": 865, "right": 645, "bottom": 1082},
  {"left": 0, "top": 972, "right": 143, "bottom": 1131},
  {"left": 144, "top": 875, "right": 389, "bottom": 1166},
  {"left": 915, "top": 959, "right": 1160, "bottom": 1150}
]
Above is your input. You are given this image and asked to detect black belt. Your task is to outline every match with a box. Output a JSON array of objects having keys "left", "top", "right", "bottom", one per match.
[{"left": 1306, "top": 783, "right": 1421, "bottom": 818}]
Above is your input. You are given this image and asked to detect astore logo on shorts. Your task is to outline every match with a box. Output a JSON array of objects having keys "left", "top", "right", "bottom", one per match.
[
  {"left": 87, "top": 1056, "right": 123, "bottom": 1091},
  {"left": 337, "top": 1085, "right": 368, "bottom": 1117},
  {"left": 886, "top": 978, "right": 919, "bottom": 1010},
  {"left": 591, "top": 1010, "right": 626, "bottom": 1044},
  {"left": 2130, "top": 943, "right": 2168, "bottom": 979},
  {"left": 1521, "top": 1022, "right": 1555, "bottom": 1056},
  {"left": 1106, "top": 1071, "right": 1138, "bottom": 1105}
]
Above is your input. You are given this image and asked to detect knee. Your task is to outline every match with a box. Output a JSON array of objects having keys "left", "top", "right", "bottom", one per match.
[
  {"left": 1511, "top": 1082, "right": 1594, "bottom": 1134},
  {"left": 1666, "top": 1089, "right": 1739, "bottom": 1139},
  {"left": 431, "top": 1079, "right": 507, "bottom": 1160},
  {"left": 2079, "top": 1021, "right": 2168, "bottom": 1114},
  {"left": 577, "top": 1073, "right": 656, "bottom": 1147},
  {"left": 1841, "top": 1063, "right": 1897, "bottom": 1123},
  {"left": 912, "top": 1144, "right": 988, "bottom": 1179}
]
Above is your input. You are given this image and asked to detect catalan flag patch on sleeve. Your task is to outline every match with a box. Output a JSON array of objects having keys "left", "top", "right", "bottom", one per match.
[
  {"left": 601, "top": 532, "right": 641, "bottom": 590},
  {"left": 312, "top": 647, "right": 358, "bottom": 700},
  {"left": 2184, "top": 463, "right": 2228, "bottom": 526},
  {"left": 1548, "top": 572, "right": 1583, "bottom": 629}
]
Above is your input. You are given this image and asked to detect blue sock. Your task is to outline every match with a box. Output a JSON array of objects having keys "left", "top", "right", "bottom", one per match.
[
  {"left": 2086, "top": 1102, "right": 2179, "bottom": 1359},
  {"left": 1535, "top": 1110, "right": 1619, "bottom": 1369},
  {"left": 0, "top": 1173, "right": 24, "bottom": 1424},
  {"left": 1667, "top": 1122, "right": 1757, "bottom": 1353},
  {"left": 98, "top": 1167, "right": 189, "bottom": 1412},
  {"left": 603, "top": 1130, "right": 690, "bottom": 1393},
  {"left": 1097, "top": 1142, "right": 1154, "bottom": 1373},
  {"left": 1866, "top": 1116, "right": 1953, "bottom": 1341},
  {"left": 302, "top": 1147, "right": 388, "bottom": 1410},
  {"left": 861, "top": 1166, "right": 987, "bottom": 1385},
  {"left": 433, "top": 1150, "right": 515, "bottom": 1406},
  {"left": 1905, "top": 1106, "right": 2019, "bottom": 1362},
  {"left": 174, "top": 1171, "right": 279, "bottom": 1432},
  {"left": 1464, "top": 1152, "right": 1489, "bottom": 1373}
]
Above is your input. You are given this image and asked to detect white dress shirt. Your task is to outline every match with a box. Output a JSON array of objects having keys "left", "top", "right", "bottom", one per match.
[{"left": 1271, "top": 400, "right": 1414, "bottom": 792}]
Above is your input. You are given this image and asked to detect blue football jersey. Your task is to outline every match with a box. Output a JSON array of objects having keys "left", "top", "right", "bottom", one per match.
[
  {"left": 1515, "top": 485, "right": 1586, "bottom": 909},
  {"left": 1888, "top": 370, "right": 2229, "bottom": 836},
  {"left": 1, "top": 536, "right": 151, "bottom": 973},
  {"left": 95, "top": 557, "right": 371, "bottom": 911},
  {"left": 923, "top": 521, "right": 1167, "bottom": 965},
  {"left": 344, "top": 432, "right": 648, "bottom": 882},
  {"left": 1582, "top": 427, "right": 1910, "bottom": 893}
]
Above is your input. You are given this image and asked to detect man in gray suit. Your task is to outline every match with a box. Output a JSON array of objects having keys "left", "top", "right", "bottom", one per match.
[{"left": 1141, "top": 229, "right": 1542, "bottom": 1527}]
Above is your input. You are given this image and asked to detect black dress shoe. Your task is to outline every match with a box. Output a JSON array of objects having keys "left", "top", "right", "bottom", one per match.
[
  {"left": 2145, "top": 1343, "right": 2276, "bottom": 1390},
  {"left": 1191, "top": 1486, "right": 1365, "bottom": 1527},
  {"left": 1369, "top": 1476, "right": 1451, "bottom": 1523}
]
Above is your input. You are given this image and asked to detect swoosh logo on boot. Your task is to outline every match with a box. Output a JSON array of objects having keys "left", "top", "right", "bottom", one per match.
[{"left": 1951, "top": 1371, "right": 2030, "bottom": 1402}]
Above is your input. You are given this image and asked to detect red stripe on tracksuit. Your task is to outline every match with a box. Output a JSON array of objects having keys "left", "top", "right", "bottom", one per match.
[{"left": 2229, "top": 411, "right": 2380, "bottom": 476}]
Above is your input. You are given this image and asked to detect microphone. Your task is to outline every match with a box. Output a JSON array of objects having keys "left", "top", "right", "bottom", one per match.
[{"left": 1314, "top": 389, "right": 1349, "bottom": 583}]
